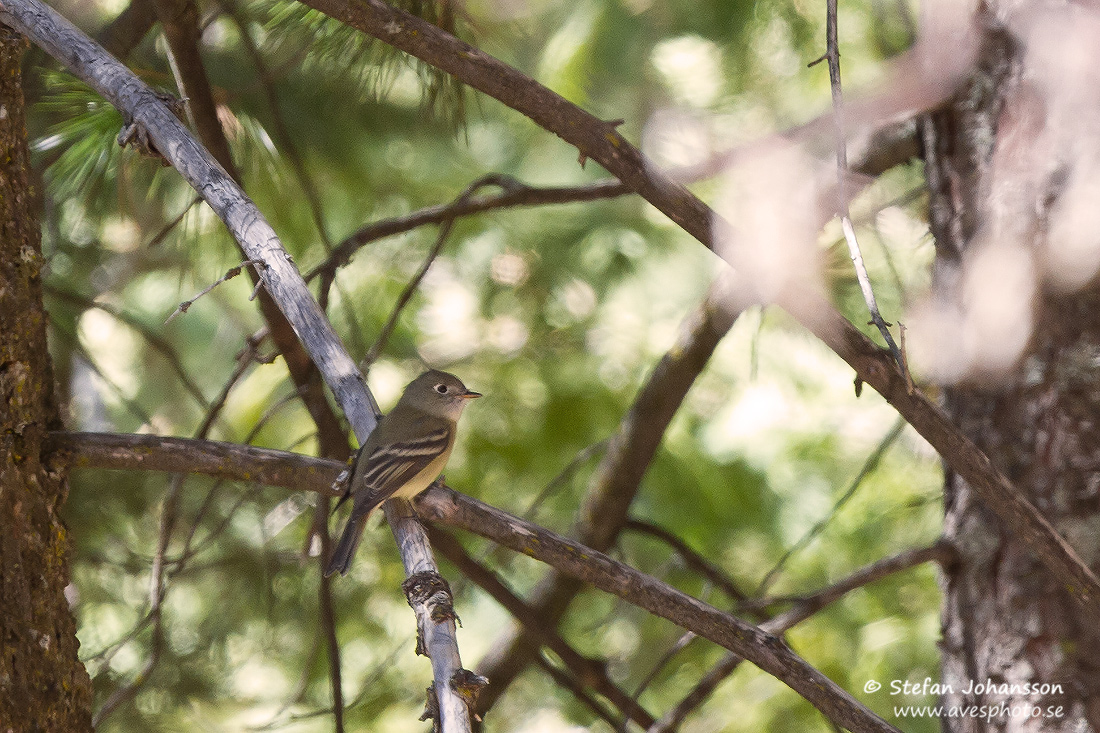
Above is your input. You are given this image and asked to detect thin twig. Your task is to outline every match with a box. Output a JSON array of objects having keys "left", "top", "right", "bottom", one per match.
[
  {"left": 147, "top": 195, "right": 202, "bottom": 248},
  {"left": 361, "top": 175, "right": 515, "bottom": 370},
  {"left": 175, "top": 332, "right": 267, "bottom": 563},
  {"left": 164, "top": 259, "right": 265, "bottom": 323},
  {"left": 521, "top": 439, "right": 609, "bottom": 523},
  {"left": 45, "top": 283, "right": 211, "bottom": 409},
  {"left": 819, "top": 0, "right": 907, "bottom": 374},
  {"left": 533, "top": 654, "right": 624, "bottom": 730},
  {"left": 427, "top": 527, "right": 656, "bottom": 728},
  {"left": 757, "top": 416, "right": 906, "bottom": 595},
  {"left": 623, "top": 520, "right": 745, "bottom": 602},
  {"left": 648, "top": 543, "right": 950, "bottom": 733},
  {"left": 618, "top": 629, "right": 695, "bottom": 732},
  {"left": 306, "top": 176, "right": 628, "bottom": 282},
  {"left": 764, "top": 542, "right": 952, "bottom": 630}
]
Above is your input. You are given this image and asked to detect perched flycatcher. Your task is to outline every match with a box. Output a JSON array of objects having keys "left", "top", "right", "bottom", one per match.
[{"left": 325, "top": 369, "right": 480, "bottom": 577}]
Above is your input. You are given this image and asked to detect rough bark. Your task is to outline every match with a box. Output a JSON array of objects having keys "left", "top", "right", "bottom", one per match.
[
  {"left": 0, "top": 25, "right": 94, "bottom": 732},
  {"left": 924, "top": 10, "right": 1100, "bottom": 732}
]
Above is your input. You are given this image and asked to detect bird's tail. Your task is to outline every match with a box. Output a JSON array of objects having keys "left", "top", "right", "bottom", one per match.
[{"left": 325, "top": 515, "right": 366, "bottom": 577}]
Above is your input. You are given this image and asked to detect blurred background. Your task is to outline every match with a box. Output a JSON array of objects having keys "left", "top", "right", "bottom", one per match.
[{"left": 30, "top": 0, "right": 940, "bottom": 730}]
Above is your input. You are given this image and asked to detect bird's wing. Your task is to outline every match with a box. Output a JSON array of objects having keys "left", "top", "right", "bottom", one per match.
[{"left": 348, "top": 417, "right": 453, "bottom": 516}]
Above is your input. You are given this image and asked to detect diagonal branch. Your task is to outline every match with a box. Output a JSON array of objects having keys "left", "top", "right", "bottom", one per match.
[
  {"left": 289, "top": 0, "right": 1100, "bottom": 622},
  {"left": 46, "top": 431, "right": 898, "bottom": 733},
  {"left": 425, "top": 527, "right": 656, "bottom": 729},
  {"left": 4, "top": 3, "right": 472, "bottom": 729},
  {"left": 650, "top": 543, "right": 952, "bottom": 733},
  {"left": 475, "top": 276, "right": 742, "bottom": 712},
  {"left": 415, "top": 488, "right": 901, "bottom": 733}
]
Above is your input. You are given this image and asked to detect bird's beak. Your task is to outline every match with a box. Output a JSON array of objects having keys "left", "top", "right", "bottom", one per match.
[{"left": 463, "top": 390, "right": 482, "bottom": 399}]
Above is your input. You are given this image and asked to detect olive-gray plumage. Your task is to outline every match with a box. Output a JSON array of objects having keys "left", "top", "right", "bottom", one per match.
[{"left": 325, "top": 370, "right": 480, "bottom": 577}]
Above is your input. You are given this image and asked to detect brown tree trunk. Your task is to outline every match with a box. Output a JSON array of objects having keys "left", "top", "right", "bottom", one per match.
[
  {"left": 924, "top": 10, "right": 1100, "bottom": 732},
  {"left": 0, "top": 25, "right": 94, "bottom": 731}
]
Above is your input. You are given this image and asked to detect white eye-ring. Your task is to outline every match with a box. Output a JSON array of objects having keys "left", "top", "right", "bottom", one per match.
[{"left": 434, "top": 384, "right": 449, "bottom": 394}]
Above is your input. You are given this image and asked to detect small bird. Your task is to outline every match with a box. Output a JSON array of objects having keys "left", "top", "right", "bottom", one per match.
[{"left": 325, "top": 369, "right": 480, "bottom": 577}]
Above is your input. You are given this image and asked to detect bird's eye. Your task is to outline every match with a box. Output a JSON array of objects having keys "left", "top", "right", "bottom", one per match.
[{"left": 434, "top": 384, "right": 449, "bottom": 394}]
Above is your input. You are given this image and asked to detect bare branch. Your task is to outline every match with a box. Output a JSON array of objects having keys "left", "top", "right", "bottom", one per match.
[
  {"left": 306, "top": 176, "right": 629, "bottom": 282},
  {"left": 3, "top": 4, "right": 475, "bottom": 726},
  {"left": 426, "top": 527, "right": 656, "bottom": 729},
  {"left": 652, "top": 543, "right": 952, "bottom": 732},
  {"left": 819, "top": 0, "right": 906, "bottom": 373},
  {"left": 416, "top": 488, "right": 901, "bottom": 733},
  {"left": 281, "top": 0, "right": 1100, "bottom": 622},
  {"left": 477, "top": 276, "right": 742, "bottom": 712},
  {"left": 48, "top": 432, "right": 897, "bottom": 733},
  {"left": 623, "top": 520, "right": 745, "bottom": 602}
]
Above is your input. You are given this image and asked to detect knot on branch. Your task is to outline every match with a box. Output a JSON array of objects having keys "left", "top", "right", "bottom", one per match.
[
  {"left": 116, "top": 91, "right": 186, "bottom": 164},
  {"left": 402, "top": 570, "right": 454, "bottom": 610},
  {"left": 403, "top": 571, "right": 459, "bottom": 655},
  {"left": 451, "top": 669, "right": 489, "bottom": 722}
]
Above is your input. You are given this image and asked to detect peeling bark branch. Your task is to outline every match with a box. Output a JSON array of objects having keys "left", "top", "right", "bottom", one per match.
[{"left": 3, "top": 2, "right": 470, "bottom": 727}]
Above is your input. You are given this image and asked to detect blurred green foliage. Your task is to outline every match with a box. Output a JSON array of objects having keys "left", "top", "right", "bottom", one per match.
[{"left": 32, "top": 0, "right": 938, "bottom": 730}]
